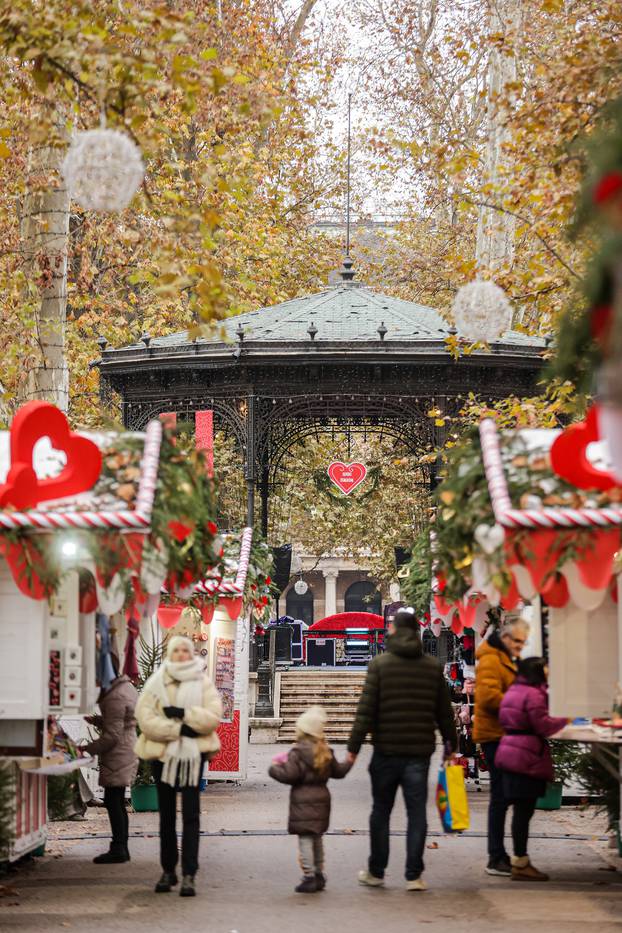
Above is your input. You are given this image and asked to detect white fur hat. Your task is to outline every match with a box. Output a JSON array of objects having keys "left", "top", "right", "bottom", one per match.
[
  {"left": 296, "top": 705, "right": 327, "bottom": 739},
  {"left": 166, "top": 634, "right": 194, "bottom": 660}
]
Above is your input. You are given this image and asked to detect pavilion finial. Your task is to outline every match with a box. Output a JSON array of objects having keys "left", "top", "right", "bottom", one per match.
[{"left": 339, "top": 255, "right": 356, "bottom": 283}]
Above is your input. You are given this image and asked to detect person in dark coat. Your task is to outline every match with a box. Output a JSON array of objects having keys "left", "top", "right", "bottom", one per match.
[
  {"left": 347, "top": 607, "right": 457, "bottom": 892},
  {"left": 495, "top": 657, "right": 567, "bottom": 882},
  {"left": 84, "top": 664, "right": 139, "bottom": 864},
  {"left": 269, "top": 705, "right": 352, "bottom": 893}
]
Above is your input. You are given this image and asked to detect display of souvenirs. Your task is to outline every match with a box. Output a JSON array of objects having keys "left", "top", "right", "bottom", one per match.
[
  {"left": 214, "top": 637, "right": 235, "bottom": 722},
  {"left": 46, "top": 716, "right": 86, "bottom": 762},
  {"left": 49, "top": 649, "right": 61, "bottom": 708}
]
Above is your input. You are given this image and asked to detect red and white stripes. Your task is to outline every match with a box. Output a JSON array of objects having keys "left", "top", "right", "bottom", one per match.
[
  {"left": 194, "top": 527, "right": 253, "bottom": 598},
  {"left": 0, "top": 419, "right": 162, "bottom": 532},
  {"left": 479, "top": 419, "right": 622, "bottom": 529}
]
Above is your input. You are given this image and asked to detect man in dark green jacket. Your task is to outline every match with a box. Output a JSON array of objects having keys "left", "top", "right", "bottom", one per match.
[{"left": 347, "top": 607, "right": 456, "bottom": 891}]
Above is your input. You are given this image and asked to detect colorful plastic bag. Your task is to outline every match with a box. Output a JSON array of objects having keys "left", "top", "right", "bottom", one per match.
[{"left": 436, "top": 762, "right": 470, "bottom": 833}]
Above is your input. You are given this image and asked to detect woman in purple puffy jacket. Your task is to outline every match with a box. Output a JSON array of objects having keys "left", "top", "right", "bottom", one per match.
[{"left": 495, "top": 657, "right": 567, "bottom": 882}]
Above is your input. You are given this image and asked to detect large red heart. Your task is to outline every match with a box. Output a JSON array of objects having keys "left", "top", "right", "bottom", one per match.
[
  {"left": 550, "top": 405, "right": 617, "bottom": 491},
  {"left": 0, "top": 401, "right": 102, "bottom": 510},
  {"left": 327, "top": 461, "right": 367, "bottom": 496}
]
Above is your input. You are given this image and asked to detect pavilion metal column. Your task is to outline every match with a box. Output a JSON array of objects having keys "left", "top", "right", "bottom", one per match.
[
  {"left": 245, "top": 394, "right": 256, "bottom": 527},
  {"left": 260, "top": 462, "right": 270, "bottom": 539},
  {"left": 430, "top": 395, "right": 447, "bottom": 490}
]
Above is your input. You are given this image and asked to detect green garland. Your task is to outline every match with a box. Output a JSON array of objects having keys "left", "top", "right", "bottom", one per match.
[
  {"left": 401, "top": 529, "right": 432, "bottom": 617},
  {"left": 549, "top": 95, "right": 622, "bottom": 397},
  {"left": 0, "top": 760, "right": 15, "bottom": 859},
  {"left": 406, "top": 421, "right": 622, "bottom": 606},
  {"left": 0, "top": 426, "right": 222, "bottom": 605}
]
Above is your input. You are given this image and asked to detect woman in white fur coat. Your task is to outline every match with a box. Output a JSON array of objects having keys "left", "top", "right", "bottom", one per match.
[{"left": 136, "top": 635, "right": 222, "bottom": 897}]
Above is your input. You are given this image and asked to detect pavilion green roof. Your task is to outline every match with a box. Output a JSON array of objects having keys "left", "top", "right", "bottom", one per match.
[{"left": 123, "top": 284, "right": 545, "bottom": 350}]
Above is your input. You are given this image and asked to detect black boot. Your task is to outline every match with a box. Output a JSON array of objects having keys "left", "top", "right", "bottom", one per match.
[
  {"left": 180, "top": 875, "right": 196, "bottom": 897},
  {"left": 93, "top": 844, "right": 130, "bottom": 864},
  {"left": 315, "top": 872, "right": 326, "bottom": 891},
  {"left": 155, "top": 871, "right": 178, "bottom": 893},
  {"left": 295, "top": 875, "right": 318, "bottom": 894}
]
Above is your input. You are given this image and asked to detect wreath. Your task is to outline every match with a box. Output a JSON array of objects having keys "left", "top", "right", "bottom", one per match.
[{"left": 313, "top": 465, "right": 381, "bottom": 507}]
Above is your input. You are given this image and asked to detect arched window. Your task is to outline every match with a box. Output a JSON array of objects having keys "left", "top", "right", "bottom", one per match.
[
  {"left": 286, "top": 586, "right": 314, "bottom": 625},
  {"left": 344, "top": 581, "right": 381, "bottom": 615}
]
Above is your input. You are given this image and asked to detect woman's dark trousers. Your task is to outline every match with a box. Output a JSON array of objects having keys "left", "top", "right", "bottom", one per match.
[
  {"left": 511, "top": 798, "right": 537, "bottom": 858},
  {"left": 103, "top": 786, "right": 129, "bottom": 851},
  {"left": 151, "top": 761, "right": 201, "bottom": 876},
  {"left": 481, "top": 741, "right": 510, "bottom": 862}
]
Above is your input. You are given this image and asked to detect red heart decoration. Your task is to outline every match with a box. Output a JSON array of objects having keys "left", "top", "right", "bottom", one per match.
[
  {"left": 327, "top": 461, "right": 367, "bottom": 496},
  {"left": 0, "top": 401, "right": 102, "bottom": 510},
  {"left": 550, "top": 405, "right": 618, "bottom": 491}
]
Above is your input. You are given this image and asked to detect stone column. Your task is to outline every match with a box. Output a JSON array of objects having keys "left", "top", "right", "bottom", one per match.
[{"left": 323, "top": 568, "right": 339, "bottom": 617}]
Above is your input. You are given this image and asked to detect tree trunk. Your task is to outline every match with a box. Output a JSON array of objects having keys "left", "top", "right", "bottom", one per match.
[
  {"left": 476, "top": 0, "right": 521, "bottom": 273},
  {"left": 20, "top": 132, "right": 70, "bottom": 411}
]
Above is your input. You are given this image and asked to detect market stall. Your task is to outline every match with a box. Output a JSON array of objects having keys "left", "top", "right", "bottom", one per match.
[
  {"left": 406, "top": 406, "right": 622, "bottom": 828},
  {"left": 0, "top": 400, "right": 224, "bottom": 860}
]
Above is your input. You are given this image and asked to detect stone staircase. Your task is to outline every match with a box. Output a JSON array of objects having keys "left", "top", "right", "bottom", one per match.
[{"left": 277, "top": 670, "right": 367, "bottom": 744}]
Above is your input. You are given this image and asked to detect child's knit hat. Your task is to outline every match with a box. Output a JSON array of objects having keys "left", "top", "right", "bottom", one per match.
[{"left": 296, "top": 705, "right": 327, "bottom": 739}]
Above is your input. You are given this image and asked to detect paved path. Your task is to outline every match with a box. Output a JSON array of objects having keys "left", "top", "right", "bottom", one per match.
[{"left": 3, "top": 745, "right": 621, "bottom": 932}]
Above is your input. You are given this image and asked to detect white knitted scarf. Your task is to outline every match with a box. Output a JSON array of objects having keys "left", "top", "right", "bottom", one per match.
[{"left": 148, "top": 658, "right": 204, "bottom": 787}]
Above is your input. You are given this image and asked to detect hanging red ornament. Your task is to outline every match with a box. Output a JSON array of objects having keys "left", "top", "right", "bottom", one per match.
[
  {"left": 207, "top": 520, "right": 218, "bottom": 535},
  {"left": 0, "top": 401, "right": 102, "bottom": 510},
  {"left": 593, "top": 170, "right": 622, "bottom": 205},
  {"left": 168, "top": 520, "right": 194, "bottom": 542},
  {"left": 590, "top": 305, "right": 613, "bottom": 348},
  {"left": 550, "top": 405, "right": 618, "bottom": 491}
]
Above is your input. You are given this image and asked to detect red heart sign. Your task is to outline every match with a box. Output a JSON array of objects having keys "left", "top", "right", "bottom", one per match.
[
  {"left": 327, "top": 461, "right": 368, "bottom": 496},
  {"left": 0, "top": 401, "right": 103, "bottom": 510},
  {"left": 550, "top": 405, "right": 618, "bottom": 491}
]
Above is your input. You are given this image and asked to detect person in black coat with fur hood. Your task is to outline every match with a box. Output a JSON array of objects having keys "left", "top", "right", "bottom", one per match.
[{"left": 269, "top": 705, "right": 352, "bottom": 893}]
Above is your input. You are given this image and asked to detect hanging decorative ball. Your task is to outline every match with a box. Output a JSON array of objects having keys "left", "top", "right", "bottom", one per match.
[
  {"left": 294, "top": 578, "right": 308, "bottom": 596},
  {"left": 61, "top": 128, "right": 145, "bottom": 213},
  {"left": 452, "top": 279, "right": 513, "bottom": 342}
]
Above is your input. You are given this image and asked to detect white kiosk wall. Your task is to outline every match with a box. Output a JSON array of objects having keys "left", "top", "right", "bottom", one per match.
[{"left": 548, "top": 594, "right": 620, "bottom": 719}]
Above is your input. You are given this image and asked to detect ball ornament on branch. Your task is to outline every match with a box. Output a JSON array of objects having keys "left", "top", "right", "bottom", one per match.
[
  {"left": 452, "top": 280, "right": 513, "bottom": 342},
  {"left": 62, "top": 129, "right": 145, "bottom": 213}
]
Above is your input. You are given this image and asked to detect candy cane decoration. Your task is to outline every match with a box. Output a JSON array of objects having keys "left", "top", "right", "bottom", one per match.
[
  {"left": 479, "top": 419, "right": 622, "bottom": 529},
  {"left": 194, "top": 526, "right": 253, "bottom": 598},
  {"left": 0, "top": 418, "right": 162, "bottom": 532}
]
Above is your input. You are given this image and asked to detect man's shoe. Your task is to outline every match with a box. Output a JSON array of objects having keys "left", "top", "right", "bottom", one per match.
[
  {"left": 485, "top": 856, "right": 512, "bottom": 876},
  {"left": 93, "top": 846, "right": 130, "bottom": 864},
  {"left": 315, "top": 872, "right": 326, "bottom": 891},
  {"left": 358, "top": 869, "right": 384, "bottom": 887},
  {"left": 155, "top": 871, "right": 178, "bottom": 893},
  {"left": 179, "top": 875, "right": 196, "bottom": 897},
  {"left": 511, "top": 857, "right": 549, "bottom": 882},
  {"left": 405, "top": 878, "right": 427, "bottom": 892},
  {"left": 295, "top": 875, "right": 318, "bottom": 894}
]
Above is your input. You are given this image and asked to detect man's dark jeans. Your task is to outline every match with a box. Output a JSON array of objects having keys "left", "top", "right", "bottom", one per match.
[
  {"left": 368, "top": 750, "right": 430, "bottom": 881},
  {"left": 481, "top": 740, "right": 509, "bottom": 862}
]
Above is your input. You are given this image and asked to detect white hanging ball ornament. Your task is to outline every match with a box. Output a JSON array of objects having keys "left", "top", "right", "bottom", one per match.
[
  {"left": 62, "top": 128, "right": 145, "bottom": 213},
  {"left": 294, "top": 579, "right": 308, "bottom": 596},
  {"left": 452, "top": 279, "right": 513, "bottom": 342}
]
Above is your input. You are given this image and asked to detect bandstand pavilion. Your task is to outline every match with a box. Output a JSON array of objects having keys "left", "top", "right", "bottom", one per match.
[{"left": 97, "top": 260, "right": 545, "bottom": 552}]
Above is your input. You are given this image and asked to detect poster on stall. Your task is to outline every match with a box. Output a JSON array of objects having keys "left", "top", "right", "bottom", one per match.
[{"left": 214, "top": 637, "right": 235, "bottom": 722}]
